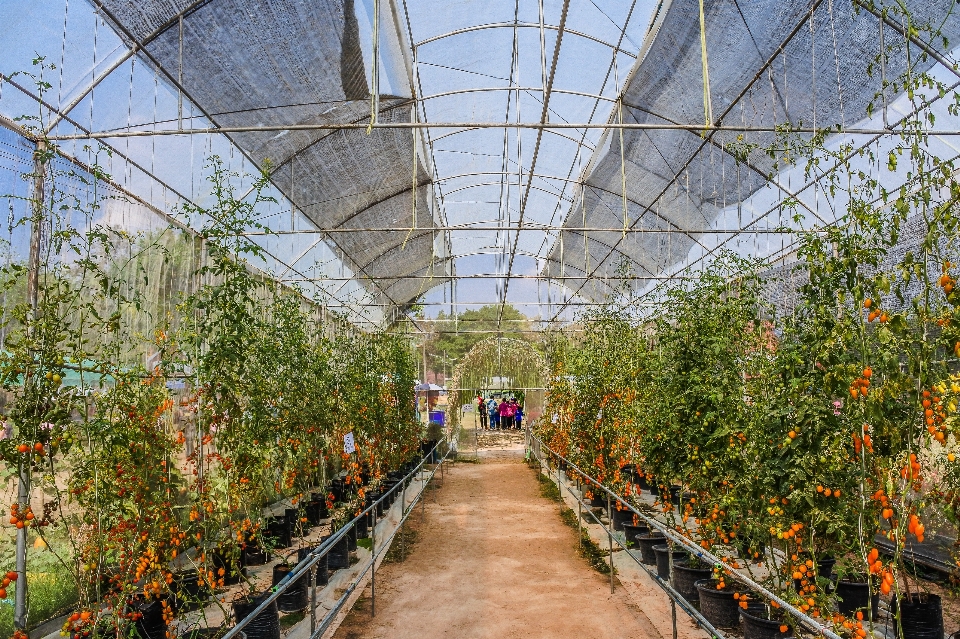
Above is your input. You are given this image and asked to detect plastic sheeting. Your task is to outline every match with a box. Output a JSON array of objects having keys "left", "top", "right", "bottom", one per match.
[
  {"left": 94, "top": 0, "right": 448, "bottom": 312},
  {"left": 544, "top": 0, "right": 960, "bottom": 303}
]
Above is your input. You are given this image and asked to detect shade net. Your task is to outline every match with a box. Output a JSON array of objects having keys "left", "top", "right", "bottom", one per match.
[
  {"left": 544, "top": 0, "right": 960, "bottom": 304},
  {"left": 2, "top": 0, "right": 960, "bottom": 325}
]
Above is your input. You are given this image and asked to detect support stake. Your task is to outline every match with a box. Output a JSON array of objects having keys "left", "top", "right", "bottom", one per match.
[
  {"left": 309, "top": 564, "right": 317, "bottom": 634},
  {"left": 371, "top": 506, "right": 377, "bottom": 617},
  {"left": 607, "top": 492, "right": 614, "bottom": 593}
]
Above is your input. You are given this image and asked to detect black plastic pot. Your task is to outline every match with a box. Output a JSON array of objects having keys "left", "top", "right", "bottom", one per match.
[
  {"left": 835, "top": 576, "right": 879, "bottom": 618},
  {"left": 611, "top": 506, "right": 634, "bottom": 531},
  {"left": 331, "top": 479, "right": 347, "bottom": 503},
  {"left": 636, "top": 474, "right": 651, "bottom": 491},
  {"left": 621, "top": 522, "right": 649, "bottom": 547},
  {"left": 244, "top": 546, "right": 269, "bottom": 567},
  {"left": 891, "top": 593, "right": 943, "bottom": 639},
  {"left": 740, "top": 605, "right": 792, "bottom": 639},
  {"left": 669, "top": 485, "right": 682, "bottom": 507},
  {"left": 696, "top": 580, "right": 740, "bottom": 628},
  {"left": 272, "top": 564, "right": 308, "bottom": 613},
  {"left": 305, "top": 501, "right": 324, "bottom": 526},
  {"left": 298, "top": 546, "right": 328, "bottom": 587},
  {"left": 211, "top": 551, "right": 241, "bottom": 586},
  {"left": 366, "top": 492, "right": 384, "bottom": 519},
  {"left": 285, "top": 508, "right": 302, "bottom": 538},
  {"left": 673, "top": 561, "right": 713, "bottom": 601},
  {"left": 128, "top": 596, "right": 168, "bottom": 639},
  {"left": 322, "top": 534, "right": 350, "bottom": 570},
  {"left": 264, "top": 517, "right": 291, "bottom": 549},
  {"left": 179, "top": 627, "right": 245, "bottom": 639},
  {"left": 355, "top": 514, "right": 369, "bottom": 539},
  {"left": 653, "top": 544, "right": 688, "bottom": 580},
  {"left": 171, "top": 569, "right": 203, "bottom": 610},
  {"left": 232, "top": 592, "right": 280, "bottom": 639},
  {"left": 588, "top": 491, "right": 607, "bottom": 508},
  {"left": 635, "top": 533, "right": 665, "bottom": 565}
]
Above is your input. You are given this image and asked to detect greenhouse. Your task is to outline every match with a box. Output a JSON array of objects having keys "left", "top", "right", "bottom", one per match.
[{"left": 3, "top": 0, "right": 960, "bottom": 637}]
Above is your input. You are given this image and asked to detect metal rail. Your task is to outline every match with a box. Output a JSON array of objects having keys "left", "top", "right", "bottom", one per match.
[
  {"left": 309, "top": 443, "right": 453, "bottom": 639},
  {"left": 527, "top": 433, "right": 844, "bottom": 639},
  {"left": 528, "top": 436, "right": 726, "bottom": 639},
  {"left": 220, "top": 439, "right": 450, "bottom": 639},
  {"left": 44, "top": 123, "right": 960, "bottom": 141}
]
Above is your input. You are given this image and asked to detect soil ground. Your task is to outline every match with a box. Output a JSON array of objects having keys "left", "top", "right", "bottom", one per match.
[{"left": 331, "top": 435, "right": 659, "bottom": 639}]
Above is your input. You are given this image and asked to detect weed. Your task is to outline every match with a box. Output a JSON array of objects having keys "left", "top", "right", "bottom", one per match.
[
  {"left": 383, "top": 527, "right": 419, "bottom": 563},
  {"left": 533, "top": 466, "right": 612, "bottom": 575},
  {"left": 279, "top": 610, "right": 305, "bottom": 630}
]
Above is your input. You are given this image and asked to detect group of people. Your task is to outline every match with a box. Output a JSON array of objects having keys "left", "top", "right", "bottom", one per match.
[{"left": 477, "top": 395, "right": 523, "bottom": 430}]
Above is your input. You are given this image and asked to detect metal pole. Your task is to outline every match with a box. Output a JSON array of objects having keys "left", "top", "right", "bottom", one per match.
[
  {"left": 577, "top": 476, "right": 582, "bottom": 553},
  {"left": 309, "top": 564, "right": 317, "bottom": 634},
  {"left": 401, "top": 478, "right": 406, "bottom": 560},
  {"left": 15, "top": 139, "right": 47, "bottom": 632},
  {"left": 607, "top": 492, "right": 614, "bottom": 593},
  {"left": 671, "top": 599, "right": 678, "bottom": 639},
  {"left": 371, "top": 506, "right": 376, "bottom": 617}
]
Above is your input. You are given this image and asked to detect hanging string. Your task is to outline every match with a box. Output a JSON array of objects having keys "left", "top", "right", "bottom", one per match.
[
  {"left": 367, "top": 0, "right": 381, "bottom": 134},
  {"left": 402, "top": 110, "right": 418, "bottom": 250},
  {"left": 698, "top": 0, "right": 713, "bottom": 130},
  {"left": 614, "top": 54, "right": 629, "bottom": 238}
]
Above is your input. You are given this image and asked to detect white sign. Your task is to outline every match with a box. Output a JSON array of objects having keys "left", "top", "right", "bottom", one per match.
[{"left": 343, "top": 432, "right": 356, "bottom": 454}]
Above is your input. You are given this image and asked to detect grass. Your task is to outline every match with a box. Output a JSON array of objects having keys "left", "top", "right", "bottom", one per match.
[
  {"left": 535, "top": 467, "right": 613, "bottom": 575},
  {"left": 454, "top": 455, "right": 481, "bottom": 464},
  {"left": 383, "top": 527, "right": 418, "bottom": 564},
  {"left": 279, "top": 610, "right": 305, "bottom": 630},
  {"left": 0, "top": 544, "right": 79, "bottom": 638},
  {"left": 356, "top": 538, "right": 372, "bottom": 550}
]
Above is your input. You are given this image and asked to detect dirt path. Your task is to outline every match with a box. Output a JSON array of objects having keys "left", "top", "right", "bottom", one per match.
[{"left": 331, "top": 451, "right": 659, "bottom": 639}]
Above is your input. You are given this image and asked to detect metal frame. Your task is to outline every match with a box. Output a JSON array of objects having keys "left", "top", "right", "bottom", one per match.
[
  {"left": 413, "top": 21, "right": 639, "bottom": 57},
  {"left": 223, "top": 440, "right": 452, "bottom": 639},
  {"left": 527, "top": 432, "right": 844, "bottom": 639}
]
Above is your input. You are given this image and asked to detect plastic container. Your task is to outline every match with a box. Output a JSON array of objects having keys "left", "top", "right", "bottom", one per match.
[
  {"left": 128, "top": 596, "right": 167, "bottom": 639},
  {"left": 653, "top": 544, "right": 687, "bottom": 580},
  {"left": 621, "top": 522, "right": 649, "bottom": 547},
  {"left": 892, "top": 593, "right": 943, "bottom": 639},
  {"left": 835, "top": 576, "right": 879, "bottom": 618},
  {"left": 740, "top": 604, "right": 792, "bottom": 639},
  {"left": 232, "top": 592, "right": 280, "bottom": 639},
  {"left": 611, "top": 506, "right": 634, "bottom": 531},
  {"left": 322, "top": 534, "right": 350, "bottom": 570},
  {"left": 271, "top": 564, "right": 308, "bottom": 613},
  {"left": 696, "top": 579, "right": 740, "bottom": 628},
  {"left": 298, "top": 546, "right": 328, "bottom": 587},
  {"left": 635, "top": 533, "right": 665, "bottom": 565},
  {"left": 672, "top": 562, "right": 712, "bottom": 601}
]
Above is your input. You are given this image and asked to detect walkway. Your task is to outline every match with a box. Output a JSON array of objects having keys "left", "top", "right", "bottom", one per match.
[{"left": 331, "top": 442, "right": 658, "bottom": 639}]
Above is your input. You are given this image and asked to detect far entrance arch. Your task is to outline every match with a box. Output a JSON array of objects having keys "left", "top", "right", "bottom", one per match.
[{"left": 446, "top": 337, "right": 547, "bottom": 453}]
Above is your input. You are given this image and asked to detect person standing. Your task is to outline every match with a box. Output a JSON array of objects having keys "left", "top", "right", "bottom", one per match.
[
  {"left": 514, "top": 400, "right": 523, "bottom": 430},
  {"left": 499, "top": 397, "right": 514, "bottom": 429},
  {"left": 477, "top": 394, "right": 488, "bottom": 429},
  {"left": 488, "top": 396, "right": 499, "bottom": 430}
]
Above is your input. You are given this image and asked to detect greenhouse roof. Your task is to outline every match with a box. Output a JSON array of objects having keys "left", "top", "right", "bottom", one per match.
[{"left": 1, "top": 0, "right": 960, "bottom": 329}]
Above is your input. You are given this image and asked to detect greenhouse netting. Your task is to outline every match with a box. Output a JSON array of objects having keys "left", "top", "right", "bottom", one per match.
[{"left": 4, "top": 1, "right": 960, "bottom": 639}]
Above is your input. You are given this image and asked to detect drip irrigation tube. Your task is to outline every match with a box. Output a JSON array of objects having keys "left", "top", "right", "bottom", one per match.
[
  {"left": 220, "top": 439, "right": 450, "bottom": 639},
  {"left": 528, "top": 433, "right": 843, "bottom": 639}
]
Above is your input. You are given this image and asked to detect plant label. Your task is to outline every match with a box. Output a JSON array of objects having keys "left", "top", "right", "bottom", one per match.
[{"left": 343, "top": 432, "right": 356, "bottom": 454}]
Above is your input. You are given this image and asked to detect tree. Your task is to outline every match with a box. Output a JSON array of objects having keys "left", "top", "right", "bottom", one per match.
[{"left": 420, "top": 304, "right": 535, "bottom": 383}]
